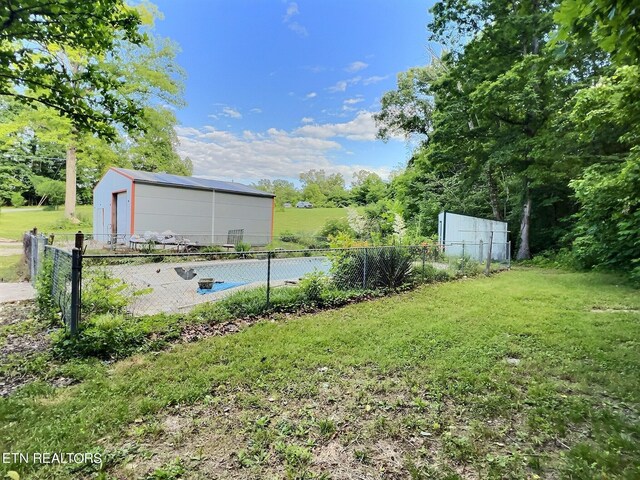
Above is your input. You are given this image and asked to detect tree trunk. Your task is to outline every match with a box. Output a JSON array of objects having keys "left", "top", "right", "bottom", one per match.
[
  {"left": 64, "top": 142, "right": 77, "bottom": 220},
  {"left": 516, "top": 185, "right": 531, "bottom": 260},
  {"left": 487, "top": 168, "right": 503, "bottom": 221}
]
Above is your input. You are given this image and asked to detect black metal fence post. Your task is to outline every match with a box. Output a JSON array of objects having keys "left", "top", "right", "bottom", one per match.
[
  {"left": 70, "top": 248, "right": 81, "bottom": 335},
  {"left": 69, "top": 231, "right": 84, "bottom": 335},
  {"left": 422, "top": 245, "right": 426, "bottom": 283},
  {"left": 266, "top": 251, "right": 272, "bottom": 308}
]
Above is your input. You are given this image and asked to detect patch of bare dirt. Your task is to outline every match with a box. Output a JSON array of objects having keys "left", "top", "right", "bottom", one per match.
[{"left": 0, "top": 300, "right": 52, "bottom": 396}]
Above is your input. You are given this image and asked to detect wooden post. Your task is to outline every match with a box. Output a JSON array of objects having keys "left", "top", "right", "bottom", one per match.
[
  {"left": 75, "top": 230, "right": 84, "bottom": 250},
  {"left": 484, "top": 231, "right": 494, "bottom": 276}
]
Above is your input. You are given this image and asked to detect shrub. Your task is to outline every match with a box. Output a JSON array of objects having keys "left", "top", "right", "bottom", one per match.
[
  {"left": 35, "top": 179, "right": 65, "bottom": 208},
  {"left": 201, "top": 245, "right": 224, "bottom": 253},
  {"left": 452, "top": 256, "right": 483, "bottom": 277},
  {"left": 10, "top": 192, "right": 25, "bottom": 207},
  {"left": 279, "top": 231, "right": 302, "bottom": 243},
  {"left": 330, "top": 247, "right": 415, "bottom": 291},
  {"left": 375, "top": 247, "right": 415, "bottom": 289},
  {"left": 299, "top": 271, "right": 329, "bottom": 303},
  {"left": 35, "top": 255, "right": 58, "bottom": 325},
  {"left": 52, "top": 312, "right": 182, "bottom": 360},
  {"left": 318, "top": 219, "right": 354, "bottom": 240},
  {"left": 82, "top": 269, "right": 128, "bottom": 317},
  {"left": 235, "top": 241, "right": 251, "bottom": 252}
]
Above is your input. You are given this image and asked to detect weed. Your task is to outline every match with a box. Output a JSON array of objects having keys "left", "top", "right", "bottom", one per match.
[
  {"left": 317, "top": 418, "right": 336, "bottom": 438},
  {"left": 145, "top": 458, "right": 185, "bottom": 479}
]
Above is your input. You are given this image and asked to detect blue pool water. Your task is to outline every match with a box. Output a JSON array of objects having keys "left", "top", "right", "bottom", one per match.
[{"left": 192, "top": 256, "right": 331, "bottom": 284}]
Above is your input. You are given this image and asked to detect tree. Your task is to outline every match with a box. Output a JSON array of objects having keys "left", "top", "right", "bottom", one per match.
[
  {"left": 378, "top": 0, "right": 608, "bottom": 258},
  {"left": 351, "top": 170, "right": 387, "bottom": 205},
  {"left": 253, "top": 179, "right": 300, "bottom": 206},
  {"left": 0, "top": 0, "right": 144, "bottom": 139},
  {"left": 0, "top": 3, "right": 189, "bottom": 215},
  {"left": 299, "top": 169, "right": 347, "bottom": 207},
  {"left": 553, "top": 0, "right": 639, "bottom": 280},
  {"left": 554, "top": 0, "right": 640, "bottom": 65},
  {"left": 374, "top": 63, "right": 441, "bottom": 143},
  {"left": 35, "top": 179, "right": 65, "bottom": 208}
]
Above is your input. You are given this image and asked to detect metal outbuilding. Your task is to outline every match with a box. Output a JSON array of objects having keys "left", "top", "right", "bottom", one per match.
[
  {"left": 93, "top": 168, "right": 275, "bottom": 246},
  {"left": 438, "top": 211, "right": 509, "bottom": 261}
]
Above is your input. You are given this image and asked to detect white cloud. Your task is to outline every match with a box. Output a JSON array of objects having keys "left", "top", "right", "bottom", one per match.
[
  {"left": 362, "top": 75, "right": 389, "bottom": 85},
  {"left": 221, "top": 107, "right": 242, "bottom": 119},
  {"left": 346, "top": 61, "right": 368, "bottom": 73},
  {"left": 284, "top": 2, "right": 299, "bottom": 22},
  {"left": 305, "top": 92, "right": 317, "bottom": 99},
  {"left": 288, "top": 22, "right": 308, "bottom": 37},
  {"left": 327, "top": 76, "right": 362, "bottom": 93},
  {"left": 328, "top": 80, "right": 347, "bottom": 93},
  {"left": 283, "top": 2, "right": 308, "bottom": 37},
  {"left": 293, "top": 110, "right": 379, "bottom": 141},
  {"left": 342, "top": 97, "right": 365, "bottom": 112},
  {"left": 250, "top": 108, "right": 262, "bottom": 114},
  {"left": 174, "top": 113, "right": 394, "bottom": 182}
]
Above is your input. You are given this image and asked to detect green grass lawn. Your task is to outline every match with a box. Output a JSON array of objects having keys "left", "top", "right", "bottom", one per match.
[
  {"left": 0, "top": 254, "right": 24, "bottom": 282},
  {"left": 273, "top": 207, "right": 351, "bottom": 237},
  {"left": 0, "top": 205, "right": 348, "bottom": 241},
  {"left": 0, "top": 205, "right": 93, "bottom": 241},
  {"left": 1, "top": 269, "right": 639, "bottom": 479}
]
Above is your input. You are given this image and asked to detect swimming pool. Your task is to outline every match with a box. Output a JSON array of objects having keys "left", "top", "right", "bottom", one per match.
[{"left": 192, "top": 256, "right": 332, "bottom": 284}]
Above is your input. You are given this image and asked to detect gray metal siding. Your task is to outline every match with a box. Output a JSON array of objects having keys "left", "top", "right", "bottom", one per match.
[
  {"left": 438, "top": 212, "right": 509, "bottom": 260},
  {"left": 134, "top": 183, "right": 213, "bottom": 237},
  {"left": 213, "top": 192, "right": 273, "bottom": 246},
  {"left": 93, "top": 169, "right": 132, "bottom": 239}
]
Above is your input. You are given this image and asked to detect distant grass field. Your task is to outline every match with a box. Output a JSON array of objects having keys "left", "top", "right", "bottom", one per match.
[
  {"left": 0, "top": 205, "right": 93, "bottom": 241},
  {"left": 1, "top": 269, "right": 639, "bottom": 478},
  {"left": 273, "top": 207, "right": 351, "bottom": 237},
  {"left": 0, "top": 205, "right": 349, "bottom": 241}
]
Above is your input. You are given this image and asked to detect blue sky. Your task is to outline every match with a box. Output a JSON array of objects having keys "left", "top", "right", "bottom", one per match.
[{"left": 151, "top": 0, "right": 437, "bottom": 185}]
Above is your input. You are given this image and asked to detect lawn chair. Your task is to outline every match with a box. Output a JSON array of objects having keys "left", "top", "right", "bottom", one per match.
[{"left": 222, "top": 229, "right": 244, "bottom": 251}]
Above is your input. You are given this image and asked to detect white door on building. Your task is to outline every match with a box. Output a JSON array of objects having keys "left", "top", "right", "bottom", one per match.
[{"left": 113, "top": 191, "right": 128, "bottom": 242}]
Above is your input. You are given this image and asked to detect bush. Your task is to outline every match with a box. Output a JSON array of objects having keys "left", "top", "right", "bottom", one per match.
[
  {"left": 35, "top": 179, "right": 65, "bottom": 207},
  {"left": 10, "top": 192, "right": 25, "bottom": 207},
  {"left": 35, "top": 255, "right": 58, "bottom": 325},
  {"left": 202, "top": 245, "right": 224, "bottom": 253},
  {"left": 299, "top": 271, "right": 329, "bottom": 303},
  {"left": 318, "top": 219, "right": 354, "bottom": 240},
  {"left": 82, "top": 270, "right": 128, "bottom": 317},
  {"left": 331, "top": 247, "right": 414, "bottom": 290},
  {"left": 279, "top": 231, "right": 302, "bottom": 243},
  {"left": 52, "top": 312, "right": 182, "bottom": 360},
  {"left": 235, "top": 241, "right": 251, "bottom": 252}
]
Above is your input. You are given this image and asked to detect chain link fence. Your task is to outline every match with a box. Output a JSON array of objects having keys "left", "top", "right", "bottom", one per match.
[
  {"left": 81, "top": 242, "right": 510, "bottom": 318},
  {"left": 43, "top": 246, "right": 74, "bottom": 326},
  {"left": 27, "top": 229, "right": 510, "bottom": 333},
  {"left": 23, "top": 230, "right": 79, "bottom": 330},
  {"left": 23, "top": 230, "right": 48, "bottom": 285},
  {"left": 44, "top": 232, "right": 330, "bottom": 252}
]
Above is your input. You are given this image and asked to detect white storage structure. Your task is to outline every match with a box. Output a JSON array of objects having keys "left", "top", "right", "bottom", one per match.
[
  {"left": 93, "top": 168, "right": 275, "bottom": 246},
  {"left": 437, "top": 211, "right": 509, "bottom": 261}
]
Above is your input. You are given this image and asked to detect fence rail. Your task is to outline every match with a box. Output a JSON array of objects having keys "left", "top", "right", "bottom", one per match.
[{"left": 28, "top": 231, "right": 510, "bottom": 334}]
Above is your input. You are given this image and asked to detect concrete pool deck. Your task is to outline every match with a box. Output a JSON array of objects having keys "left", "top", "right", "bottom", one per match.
[{"left": 92, "top": 256, "right": 330, "bottom": 316}]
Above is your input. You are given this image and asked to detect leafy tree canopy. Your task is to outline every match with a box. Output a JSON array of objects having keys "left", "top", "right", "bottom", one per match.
[{"left": 0, "top": 0, "right": 144, "bottom": 139}]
